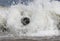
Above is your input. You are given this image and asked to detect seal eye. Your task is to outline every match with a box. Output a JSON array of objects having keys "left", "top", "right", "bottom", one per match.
[{"left": 21, "top": 17, "right": 30, "bottom": 25}]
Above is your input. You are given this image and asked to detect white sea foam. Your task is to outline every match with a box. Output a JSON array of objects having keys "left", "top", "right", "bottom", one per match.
[{"left": 0, "top": 0, "right": 60, "bottom": 37}]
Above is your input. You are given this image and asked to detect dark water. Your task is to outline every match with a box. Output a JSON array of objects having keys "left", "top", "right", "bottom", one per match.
[
  {"left": 0, "top": 0, "right": 60, "bottom": 7},
  {"left": 0, "top": 0, "right": 33, "bottom": 7},
  {"left": 0, "top": 0, "right": 19, "bottom": 6}
]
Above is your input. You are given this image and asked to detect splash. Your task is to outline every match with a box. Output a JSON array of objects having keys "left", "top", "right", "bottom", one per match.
[{"left": 0, "top": 0, "right": 60, "bottom": 38}]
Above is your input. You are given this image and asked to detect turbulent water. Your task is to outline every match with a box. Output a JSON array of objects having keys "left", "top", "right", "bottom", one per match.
[{"left": 0, "top": 0, "right": 60, "bottom": 38}]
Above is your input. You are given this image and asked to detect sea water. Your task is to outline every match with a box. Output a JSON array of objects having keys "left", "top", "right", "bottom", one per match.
[{"left": 0, "top": 0, "right": 60, "bottom": 38}]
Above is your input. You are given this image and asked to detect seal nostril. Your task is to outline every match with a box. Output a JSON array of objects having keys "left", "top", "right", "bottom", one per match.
[{"left": 21, "top": 17, "right": 30, "bottom": 26}]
